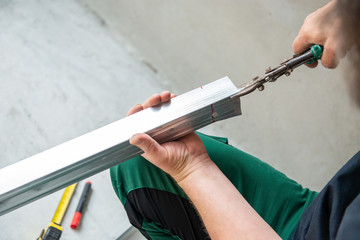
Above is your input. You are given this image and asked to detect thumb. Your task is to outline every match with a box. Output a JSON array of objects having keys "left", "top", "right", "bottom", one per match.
[
  {"left": 293, "top": 35, "right": 312, "bottom": 55},
  {"left": 130, "top": 133, "right": 167, "bottom": 162}
]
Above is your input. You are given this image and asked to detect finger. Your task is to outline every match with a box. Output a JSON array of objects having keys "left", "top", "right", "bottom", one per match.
[
  {"left": 143, "top": 93, "right": 161, "bottom": 109},
  {"left": 293, "top": 35, "right": 313, "bottom": 55},
  {"left": 160, "top": 91, "right": 171, "bottom": 103},
  {"left": 171, "top": 93, "right": 177, "bottom": 99},
  {"left": 321, "top": 40, "right": 340, "bottom": 69},
  {"left": 293, "top": 35, "right": 319, "bottom": 68},
  {"left": 126, "top": 104, "right": 144, "bottom": 116},
  {"left": 130, "top": 133, "right": 167, "bottom": 163},
  {"left": 305, "top": 61, "right": 318, "bottom": 68}
]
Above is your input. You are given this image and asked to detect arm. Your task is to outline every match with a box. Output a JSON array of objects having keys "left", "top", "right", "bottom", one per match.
[
  {"left": 293, "top": 0, "right": 360, "bottom": 69},
  {"left": 176, "top": 160, "right": 280, "bottom": 240},
  {"left": 128, "top": 93, "right": 280, "bottom": 240}
]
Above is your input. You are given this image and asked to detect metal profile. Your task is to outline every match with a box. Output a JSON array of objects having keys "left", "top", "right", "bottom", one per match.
[{"left": 0, "top": 77, "right": 241, "bottom": 216}]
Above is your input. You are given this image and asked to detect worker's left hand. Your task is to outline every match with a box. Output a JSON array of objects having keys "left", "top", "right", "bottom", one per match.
[{"left": 127, "top": 91, "right": 213, "bottom": 183}]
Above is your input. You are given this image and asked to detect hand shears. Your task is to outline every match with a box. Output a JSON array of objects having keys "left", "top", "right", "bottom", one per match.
[{"left": 232, "top": 45, "right": 323, "bottom": 98}]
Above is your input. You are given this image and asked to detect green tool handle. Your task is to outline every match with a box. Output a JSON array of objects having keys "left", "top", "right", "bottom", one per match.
[
  {"left": 282, "top": 44, "right": 323, "bottom": 70},
  {"left": 306, "top": 45, "right": 323, "bottom": 64}
]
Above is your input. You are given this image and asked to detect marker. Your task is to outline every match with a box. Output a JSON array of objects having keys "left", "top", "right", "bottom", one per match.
[{"left": 70, "top": 181, "right": 92, "bottom": 229}]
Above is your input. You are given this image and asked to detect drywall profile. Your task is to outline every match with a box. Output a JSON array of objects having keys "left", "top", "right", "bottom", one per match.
[{"left": 0, "top": 77, "right": 241, "bottom": 216}]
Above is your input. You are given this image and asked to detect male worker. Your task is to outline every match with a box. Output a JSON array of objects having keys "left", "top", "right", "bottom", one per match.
[{"left": 110, "top": 0, "right": 360, "bottom": 239}]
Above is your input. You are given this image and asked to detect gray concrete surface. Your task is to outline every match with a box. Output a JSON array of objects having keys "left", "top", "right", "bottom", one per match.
[
  {"left": 0, "top": 0, "right": 148, "bottom": 239},
  {"left": 79, "top": 0, "right": 360, "bottom": 191}
]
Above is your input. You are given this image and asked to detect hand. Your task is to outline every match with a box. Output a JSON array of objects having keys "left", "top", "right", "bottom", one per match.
[
  {"left": 127, "top": 91, "right": 212, "bottom": 182},
  {"left": 293, "top": 0, "right": 358, "bottom": 69},
  {"left": 127, "top": 93, "right": 281, "bottom": 240}
]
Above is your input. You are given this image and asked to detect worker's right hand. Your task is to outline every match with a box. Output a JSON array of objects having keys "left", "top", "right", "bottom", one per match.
[
  {"left": 293, "top": 0, "right": 359, "bottom": 69},
  {"left": 127, "top": 91, "right": 213, "bottom": 183}
]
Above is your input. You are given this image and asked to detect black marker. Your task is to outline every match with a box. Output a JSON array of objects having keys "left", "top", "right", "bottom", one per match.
[{"left": 70, "top": 181, "right": 92, "bottom": 229}]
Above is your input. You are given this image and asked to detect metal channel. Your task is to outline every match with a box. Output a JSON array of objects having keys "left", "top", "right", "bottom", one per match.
[
  {"left": 0, "top": 77, "right": 241, "bottom": 216},
  {"left": 117, "top": 226, "right": 138, "bottom": 240}
]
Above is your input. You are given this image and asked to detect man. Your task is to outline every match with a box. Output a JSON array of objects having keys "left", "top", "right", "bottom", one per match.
[{"left": 110, "top": 0, "right": 360, "bottom": 239}]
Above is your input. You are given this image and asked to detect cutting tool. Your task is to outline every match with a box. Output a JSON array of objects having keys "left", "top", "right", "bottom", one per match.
[{"left": 232, "top": 45, "right": 323, "bottom": 98}]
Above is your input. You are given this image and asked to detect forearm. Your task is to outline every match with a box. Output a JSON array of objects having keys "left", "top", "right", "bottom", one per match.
[{"left": 177, "top": 160, "right": 281, "bottom": 240}]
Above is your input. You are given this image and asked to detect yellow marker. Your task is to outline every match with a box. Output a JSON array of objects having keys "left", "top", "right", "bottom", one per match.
[{"left": 38, "top": 183, "right": 78, "bottom": 240}]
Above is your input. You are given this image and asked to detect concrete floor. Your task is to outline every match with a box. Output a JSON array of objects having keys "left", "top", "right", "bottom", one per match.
[
  {"left": 1, "top": 0, "right": 360, "bottom": 239},
  {"left": 0, "top": 0, "right": 148, "bottom": 239}
]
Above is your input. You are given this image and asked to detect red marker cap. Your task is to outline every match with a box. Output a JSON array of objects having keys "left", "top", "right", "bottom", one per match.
[{"left": 70, "top": 212, "right": 82, "bottom": 229}]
